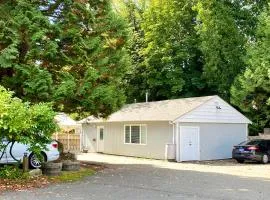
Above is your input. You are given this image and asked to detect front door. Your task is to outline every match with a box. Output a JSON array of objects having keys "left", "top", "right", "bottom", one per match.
[
  {"left": 180, "top": 126, "right": 200, "bottom": 161},
  {"left": 97, "top": 126, "right": 104, "bottom": 152}
]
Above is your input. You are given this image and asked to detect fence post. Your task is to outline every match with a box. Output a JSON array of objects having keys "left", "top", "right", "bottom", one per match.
[
  {"left": 67, "top": 133, "right": 70, "bottom": 152},
  {"left": 22, "top": 153, "right": 29, "bottom": 172}
]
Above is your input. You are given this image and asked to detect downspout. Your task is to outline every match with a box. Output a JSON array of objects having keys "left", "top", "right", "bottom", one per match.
[
  {"left": 169, "top": 121, "right": 175, "bottom": 144},
  {"left": 169, "top": 121, "right": 176, "bottom": 161}
]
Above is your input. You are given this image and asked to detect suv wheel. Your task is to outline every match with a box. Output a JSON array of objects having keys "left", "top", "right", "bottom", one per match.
[{"left": 262, "top": 154, "right": 269, "bottom": 164}]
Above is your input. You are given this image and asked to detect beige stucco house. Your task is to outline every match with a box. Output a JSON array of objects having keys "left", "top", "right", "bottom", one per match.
[{"left": 80, "top": 96, "right": 251, "bottom": 162}]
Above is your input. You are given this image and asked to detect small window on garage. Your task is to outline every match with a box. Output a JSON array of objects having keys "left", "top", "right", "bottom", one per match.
[{"left": 124, "top": 125, "right": 147, "bottom": 145}]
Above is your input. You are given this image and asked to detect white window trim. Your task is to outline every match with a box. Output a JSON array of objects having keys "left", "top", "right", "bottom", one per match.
[{"left": 124, "top": 124, "right": 147, "bottom": 145}]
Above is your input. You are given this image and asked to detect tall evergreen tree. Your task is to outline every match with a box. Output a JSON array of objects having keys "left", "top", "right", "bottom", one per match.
[
  {"left": 0, "top": 0, "right": 130, "bottom": 117},
  {"left": 231, "top": 4, "right": 270, "bottom": 134}
]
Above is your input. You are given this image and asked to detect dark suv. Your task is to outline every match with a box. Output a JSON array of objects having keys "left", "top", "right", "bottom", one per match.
[{"left": 232, "top": 139, "right": 270, "bottom": 164}]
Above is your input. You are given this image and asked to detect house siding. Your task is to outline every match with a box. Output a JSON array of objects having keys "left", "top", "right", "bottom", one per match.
[
  {"left": 86, "top": 121, "right": 173, "bottom": 159},
  {"left": 179, "top": 122, "right": 247, "bottom": 160},
  {"left": 175, "top": 97, "right": 251, "bottom": 124}
]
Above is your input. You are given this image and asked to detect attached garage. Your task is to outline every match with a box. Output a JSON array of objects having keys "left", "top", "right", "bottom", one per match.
[{"left": 80, "top": 95, "right": 251, "bottom": 162}]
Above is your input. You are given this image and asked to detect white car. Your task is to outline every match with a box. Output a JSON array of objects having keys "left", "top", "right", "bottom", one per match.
[{"left": 0, "top": 140, "right": 60, "bottom": 168}]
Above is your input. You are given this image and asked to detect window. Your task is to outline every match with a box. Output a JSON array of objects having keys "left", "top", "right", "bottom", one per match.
[
  {"left": 124, "top": 125, "right": 147, "bottom": 145},
  {"left": 99, "top": 128, "right": 104, "bottom": 140}
]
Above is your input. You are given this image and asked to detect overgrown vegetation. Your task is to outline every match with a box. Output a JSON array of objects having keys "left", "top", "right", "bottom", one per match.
[
  {"left": 0, "top": 165, "right": 28, "bottom": 180},
  {"left": 0, "top": 0, "right": 269, "bottom": 134}
]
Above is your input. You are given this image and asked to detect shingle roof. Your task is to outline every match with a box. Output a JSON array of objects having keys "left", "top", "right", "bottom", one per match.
[{"left": 82, "top": 96, "right": 216, "bottom": 123}]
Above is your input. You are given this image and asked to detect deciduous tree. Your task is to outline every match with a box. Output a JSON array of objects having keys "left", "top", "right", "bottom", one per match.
[{"left": 231, "top": 5, "right": 270, "bottom": 133}]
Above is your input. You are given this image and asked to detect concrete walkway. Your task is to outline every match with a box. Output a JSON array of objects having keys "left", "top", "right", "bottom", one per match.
[{"left": 77, "top": 153, "right": 270, "bottom": 179}]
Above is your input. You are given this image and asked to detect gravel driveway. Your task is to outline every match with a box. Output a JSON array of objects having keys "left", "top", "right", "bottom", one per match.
[
  {"left": 1, "top": 153, "right": 269, "bottom": 200},
  {"left": 77, "top": 153, "right": 270, "bottom": 179}
]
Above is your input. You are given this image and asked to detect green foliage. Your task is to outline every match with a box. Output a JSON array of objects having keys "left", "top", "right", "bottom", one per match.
[
  {"left": 0, "top": 0, "right": 131, "bottom": 117},
  {"left": 113, "top": 0, "right": 148, "bottom": 102},
  {"left": 137, "top": 0, "right": 206, "bottom": 101},
  {"left": 0, "top": 165, "right": 29, "bottom": 180},
  {"left": 231, "top": 5, "right": 270, "bottom": 134},
  {"left": 194, "top": 0, "right": 247, "bottom": 100},
  {"left": 0, "top": 85, "right": 58, "bottom": 154},
  {"left": 48, "top": 168, "right": 95, "bottom": 182}
]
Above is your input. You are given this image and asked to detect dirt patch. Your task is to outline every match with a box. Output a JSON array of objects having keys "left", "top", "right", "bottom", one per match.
[{"left": 0, "top": 163, "right": 103, "bottom": 194}]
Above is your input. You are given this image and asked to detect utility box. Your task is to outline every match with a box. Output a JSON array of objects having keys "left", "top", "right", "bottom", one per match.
[{"left": 165, "top": 143, "right": 176, "bottom": 161}]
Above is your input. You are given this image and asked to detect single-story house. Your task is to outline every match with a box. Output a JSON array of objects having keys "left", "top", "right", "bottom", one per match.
[{"left": 80, "top": 96, "right": 251, "bottom": 162}]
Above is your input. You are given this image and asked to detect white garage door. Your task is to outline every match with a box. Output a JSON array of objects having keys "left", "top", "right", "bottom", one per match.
[{"left": 180, "top": 126, "right": 200, "bottom": 161}]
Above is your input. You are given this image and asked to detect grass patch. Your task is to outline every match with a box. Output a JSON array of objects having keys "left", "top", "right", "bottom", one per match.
[{"left": 48, "top": 168, "right": 95, "bottom": 183}]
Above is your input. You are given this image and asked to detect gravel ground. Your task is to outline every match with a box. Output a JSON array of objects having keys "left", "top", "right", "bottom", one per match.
[
  {"left": 76, "top": 153, "right": 269, "bottom": 179},
  {"left": 1, "top": 153, "right": 269, "bottom": 200}
]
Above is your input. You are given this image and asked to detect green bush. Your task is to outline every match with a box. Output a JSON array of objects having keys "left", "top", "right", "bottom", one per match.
[
  {"left": 0, "top": 85, "right": 59, "bottom": 156},
  {"left": 0, "top": 165, "right": 29, "bottom": 180}
]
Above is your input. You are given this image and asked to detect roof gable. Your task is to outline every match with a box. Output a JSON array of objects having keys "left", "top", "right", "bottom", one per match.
[{"left": 174, "top": 96, "right": 251, "bottom": 124}]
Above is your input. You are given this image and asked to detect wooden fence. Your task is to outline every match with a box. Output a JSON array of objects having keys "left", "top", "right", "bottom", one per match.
[{"left": 52, "top": 133, "right": 81, "bottom": 153}]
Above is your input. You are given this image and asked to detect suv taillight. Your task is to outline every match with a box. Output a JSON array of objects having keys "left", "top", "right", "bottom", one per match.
[
  {"left": 247, "top": 146, "right": 259, "bottom": 151},
  {"left": 52, "top": 143, "right": 58, "bottom": 149}
]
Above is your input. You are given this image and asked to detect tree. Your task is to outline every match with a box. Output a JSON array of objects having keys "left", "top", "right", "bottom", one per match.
[
  {"left": 113, "top": 0, "right": 149, "bottom": 103},
  {"left": 194, "top": 0, "right": 247, "bottom": 100},
  {"left": 139, "top": 0, "right": 206, "bottom": 101},
  {"left": 0, "top": 0, "right": 131, "bottom": 117},
  {"left": 0, "top": 85, "right": 58, "bottom": 160},
  {"left": 231, "top": 5, "right": 270, "bottom": 134}
]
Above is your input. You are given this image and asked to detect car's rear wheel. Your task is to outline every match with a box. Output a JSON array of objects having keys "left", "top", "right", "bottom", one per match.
[
  {"left": 261, "top": 154, "right": 269, "bottom": 164},
  {"left": 236, "top": 159, "right": 244, "bottom": 163},
  {"left": 29, "top": 153, "right": 46, "bottom": 168}
]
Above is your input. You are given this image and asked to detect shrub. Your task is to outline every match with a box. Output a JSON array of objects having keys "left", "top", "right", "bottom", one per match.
[
  {"left": 0, "top": 165, "right": 29, "bottom": 180},
  {"left": 0, "top": 85, "right": 59, "bottom": 158}
]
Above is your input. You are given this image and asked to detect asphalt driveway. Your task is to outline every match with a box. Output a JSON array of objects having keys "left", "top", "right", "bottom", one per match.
[{"left": 1, "top": 154, "right": 269, "bottom": 200}]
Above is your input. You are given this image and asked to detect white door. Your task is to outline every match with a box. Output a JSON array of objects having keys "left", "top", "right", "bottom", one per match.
[
  {"left": 97, "top": 126, "right": 104, "bottom": 152},
  {"left": 180, "top": 126, "right": 200, "bottom": 161}
]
